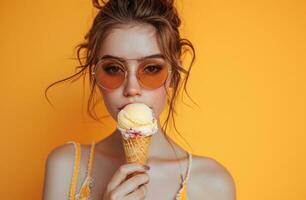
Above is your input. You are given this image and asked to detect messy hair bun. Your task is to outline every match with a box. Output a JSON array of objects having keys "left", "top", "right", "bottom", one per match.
[{"left": 92, "top": 0, "right": 180, "bottom": 28}]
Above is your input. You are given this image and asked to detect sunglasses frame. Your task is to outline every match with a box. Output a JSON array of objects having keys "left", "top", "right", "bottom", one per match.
[{"left": 91, "top": 58, "right": 172, "bottom": 91}]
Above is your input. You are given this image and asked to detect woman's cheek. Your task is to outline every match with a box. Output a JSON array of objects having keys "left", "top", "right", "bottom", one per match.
[
  {"left": 99, "top": 89, "right": 118, "bottom": 120},
  {"left": 152, "top": 89, "right": 168, "bottom": 118}
]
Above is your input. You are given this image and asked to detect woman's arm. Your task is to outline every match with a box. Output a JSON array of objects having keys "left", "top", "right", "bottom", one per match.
[{"left": 42, "top": 143, "right": 76, "bottom": 200}]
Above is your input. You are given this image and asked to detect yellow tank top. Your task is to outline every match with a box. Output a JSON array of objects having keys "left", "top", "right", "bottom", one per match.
[{"left": 67, "top": 141, "right": 192, "bottom": 200}]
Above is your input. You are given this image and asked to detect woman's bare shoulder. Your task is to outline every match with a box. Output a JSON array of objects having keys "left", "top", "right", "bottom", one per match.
[
  {"left": 188, "top": 154, "right": 236, "bottom": 200},
  {"left": 46, "top": 142, "right": 93, "bottom": 172},
  {"left": 43, "top": 142, "right": 91, "bottom": 199},
  {"left": 47, "top": 142, "right": 76, "bottom": 161},
  {"left": 43, "top": 143, "right": 77, "bottom": 199}
]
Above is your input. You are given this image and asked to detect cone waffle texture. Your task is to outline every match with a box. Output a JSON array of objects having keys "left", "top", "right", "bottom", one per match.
[{"left": 122, "top": 135, "right": 152, "bottom": 165}]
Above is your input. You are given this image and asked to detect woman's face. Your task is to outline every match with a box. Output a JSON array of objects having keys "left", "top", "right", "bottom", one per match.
[{"left": 97, "top": 23, "right": 172, "bottom": 121}]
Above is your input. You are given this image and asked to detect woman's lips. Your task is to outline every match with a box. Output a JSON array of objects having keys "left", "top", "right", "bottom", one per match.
[
  {"left": 118, "top": 103, "right": 152, "bottom": 110},
  {"left": 118, "top": 102, "right": 133, "bottom": 110}
]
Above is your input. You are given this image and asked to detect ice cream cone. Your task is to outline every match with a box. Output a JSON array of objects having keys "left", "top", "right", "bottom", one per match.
[
  {"left": 122, "top": 135, "right": 152, "bottom": 165},
  {"left": 117, "top": 103, "right": 158, "bottom": 167}
]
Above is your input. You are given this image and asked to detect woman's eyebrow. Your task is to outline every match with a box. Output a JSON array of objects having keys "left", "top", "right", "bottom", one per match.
[{"left": 99, "top": 54, "right": 165, "bottom": 62}]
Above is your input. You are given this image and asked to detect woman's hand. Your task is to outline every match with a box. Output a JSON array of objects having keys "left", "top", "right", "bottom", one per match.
[{"left": 102, "top": 163, "right": 150, "bottom": 200}]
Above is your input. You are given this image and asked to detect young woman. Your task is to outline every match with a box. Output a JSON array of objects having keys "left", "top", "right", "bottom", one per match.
[{"left": 42, "top": 0, "right": 236, "bottom": 199}]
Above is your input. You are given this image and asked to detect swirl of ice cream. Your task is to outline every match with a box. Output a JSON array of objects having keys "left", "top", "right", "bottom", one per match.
[{"left": 117, "top": 103, "right": 158, "bottom": 140}]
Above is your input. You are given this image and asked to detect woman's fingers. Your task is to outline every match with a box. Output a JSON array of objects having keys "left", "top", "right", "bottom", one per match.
[
  {"left": 125, "top": 184, "right": 148, "bottom": 200},
  {"left": 114, "top": 173, "right": 149, "bottom": 197},
  {"left": 102, "top": 163, "right": 150, "bottom": 200},
  {"left": 106, "top": 163, "right": 149, "bottom": 192}
]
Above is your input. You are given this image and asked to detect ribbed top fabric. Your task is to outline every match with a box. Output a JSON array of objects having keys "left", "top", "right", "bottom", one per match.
[{"left": 67, "top": 141, "right": 192, "bottom": 200}]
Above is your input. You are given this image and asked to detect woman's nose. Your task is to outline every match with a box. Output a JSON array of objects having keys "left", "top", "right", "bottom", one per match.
[{"left": 123, "top": 73, "right": 142, "bottom": 97}]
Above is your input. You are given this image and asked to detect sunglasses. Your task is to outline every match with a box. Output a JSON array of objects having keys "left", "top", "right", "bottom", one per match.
[{"left": 91, "top": 57, "right": 172, "bottom": 90}]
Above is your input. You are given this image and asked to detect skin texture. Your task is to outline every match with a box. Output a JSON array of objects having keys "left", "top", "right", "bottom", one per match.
[{"left": 42, "top": 22, "right": 236, "bottom": 200}]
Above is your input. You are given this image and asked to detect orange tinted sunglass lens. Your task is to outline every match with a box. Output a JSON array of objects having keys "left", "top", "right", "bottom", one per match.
[
  {"left": 138, "top": 63, "right": 169, "bottom": 89},
  {"left": 95, "top": 60, "right": 125, "bottom": 89}
]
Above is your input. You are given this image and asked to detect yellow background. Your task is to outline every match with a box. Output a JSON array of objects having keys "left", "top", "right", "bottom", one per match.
[{"left": 0, "top": 0, "right": 305, "bottom": 199}]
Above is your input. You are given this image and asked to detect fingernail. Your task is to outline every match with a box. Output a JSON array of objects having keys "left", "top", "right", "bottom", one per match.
[{"left": 143, "top": 165, "right": 150, "bottom": 170}]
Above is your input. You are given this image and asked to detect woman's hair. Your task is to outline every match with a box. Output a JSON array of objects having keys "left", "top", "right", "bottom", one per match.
[{"left": 44, "top": 0, "right": 196, "bottom": 152}]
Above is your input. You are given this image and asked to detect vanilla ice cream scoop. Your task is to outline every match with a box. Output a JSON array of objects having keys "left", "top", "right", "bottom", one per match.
[{"left": 117, "top": 103, "right": 158, "bottom": 139}]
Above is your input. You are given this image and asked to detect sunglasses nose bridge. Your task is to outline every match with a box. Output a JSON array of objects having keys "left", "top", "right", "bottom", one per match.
[
  {"left": 122, "top": 69, "right": 143, "bottom": 97},
  {"left": 124, "top": 63, "right": 145, "bottom": 84}
]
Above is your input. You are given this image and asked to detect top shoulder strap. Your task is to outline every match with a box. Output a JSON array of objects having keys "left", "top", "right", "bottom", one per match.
[
  {"left": 67, "top": 141, "right": 81, "bottom": 200},
  {"left": 73, "top": 141, "right": 96, "bottom": 200},
  {"left": 87, "top": 141, "right": 96, "bottom": 178},
  {"left": 185, "top": 152, "right": 192, "bottom": 183},
  {"left": 175, "top": 152, "right": 193, "bottom": 200}
]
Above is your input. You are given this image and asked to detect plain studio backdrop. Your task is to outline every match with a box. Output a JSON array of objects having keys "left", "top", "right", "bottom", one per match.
[{"left": 0, "top": 0, "right": 305, "bottom": 199}]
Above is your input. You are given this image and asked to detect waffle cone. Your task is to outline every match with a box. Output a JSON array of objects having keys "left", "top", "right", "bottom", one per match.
[{"left": 122, "top": 135, "right": 152, "bottom": 165}]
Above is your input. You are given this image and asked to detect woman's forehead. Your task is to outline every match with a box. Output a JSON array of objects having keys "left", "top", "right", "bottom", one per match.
[{"left": 98, "top": 23, "right": 162, "bottom": 60}]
